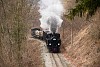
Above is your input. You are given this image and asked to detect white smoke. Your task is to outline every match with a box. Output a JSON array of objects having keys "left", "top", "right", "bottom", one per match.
[{"left": 38, "top": 0, "right": 64, "bottom": 33}]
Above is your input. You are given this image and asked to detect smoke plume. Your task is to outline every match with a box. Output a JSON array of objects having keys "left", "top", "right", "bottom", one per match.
[{"left": 38, "top": 0, "right": 64, "bottom": 33}]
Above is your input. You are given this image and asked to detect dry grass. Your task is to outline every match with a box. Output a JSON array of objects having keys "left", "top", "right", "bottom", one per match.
[{"left": 21, "top": 36, "right": 44, "bottom": 67}]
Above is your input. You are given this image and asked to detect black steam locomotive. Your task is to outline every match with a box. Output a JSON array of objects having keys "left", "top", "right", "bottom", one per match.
[
  {"left": 45, "top": 33, "right": 61, "bottom": 52},
  {"left": 31, "top": 28, "right": 61, "bottom": 53}
]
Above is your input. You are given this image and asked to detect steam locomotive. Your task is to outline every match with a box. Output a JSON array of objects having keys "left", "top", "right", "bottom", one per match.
[{"left": 31, "top": 28, "right": 61, "bottom": 53}]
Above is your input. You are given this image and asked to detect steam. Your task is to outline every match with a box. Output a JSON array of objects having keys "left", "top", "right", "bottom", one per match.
[{"left": 38, "top": 0, "right": 64, "bottom": 33}]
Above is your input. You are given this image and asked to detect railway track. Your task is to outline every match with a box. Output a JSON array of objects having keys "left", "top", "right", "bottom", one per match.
[
  {"left": 40, "top": 41, "right": 71, "bottom": 67},
  {"left": 51, "top": 53, "right": 64, "bottom": 67},
  {"left": 51, "top": 53, "right": 71, "bottom": 67}
]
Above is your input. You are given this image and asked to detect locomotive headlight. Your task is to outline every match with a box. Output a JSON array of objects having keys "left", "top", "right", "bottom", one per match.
[
  {"left": 53, "top": 39, "right": 56, "bottom": 40},
  {"left": 49, "top": 43, "right": 51, "bottom": 45},
  {"left": 58, "top": 43, "right": 60, "bottom": 45}
]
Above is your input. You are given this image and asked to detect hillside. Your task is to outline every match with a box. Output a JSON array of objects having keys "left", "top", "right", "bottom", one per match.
[
  {"left": 65, "top": 23, "right": 100, "bottom": 67},
  {"left": 0, "top": 0, "right": 43, "bottom": 67},
  {"left": 62, "top": 0, "right": 100, "bottom": 67}
]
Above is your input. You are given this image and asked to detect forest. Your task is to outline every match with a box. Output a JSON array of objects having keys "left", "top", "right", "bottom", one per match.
[{"left": 0, "top": 0, "right": 100, "bottom": 67}]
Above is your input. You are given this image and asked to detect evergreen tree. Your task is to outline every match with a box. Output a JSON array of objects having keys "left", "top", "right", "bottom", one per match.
[{"left": 67, "top": 0, "right": 100, "bottom": 19}]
